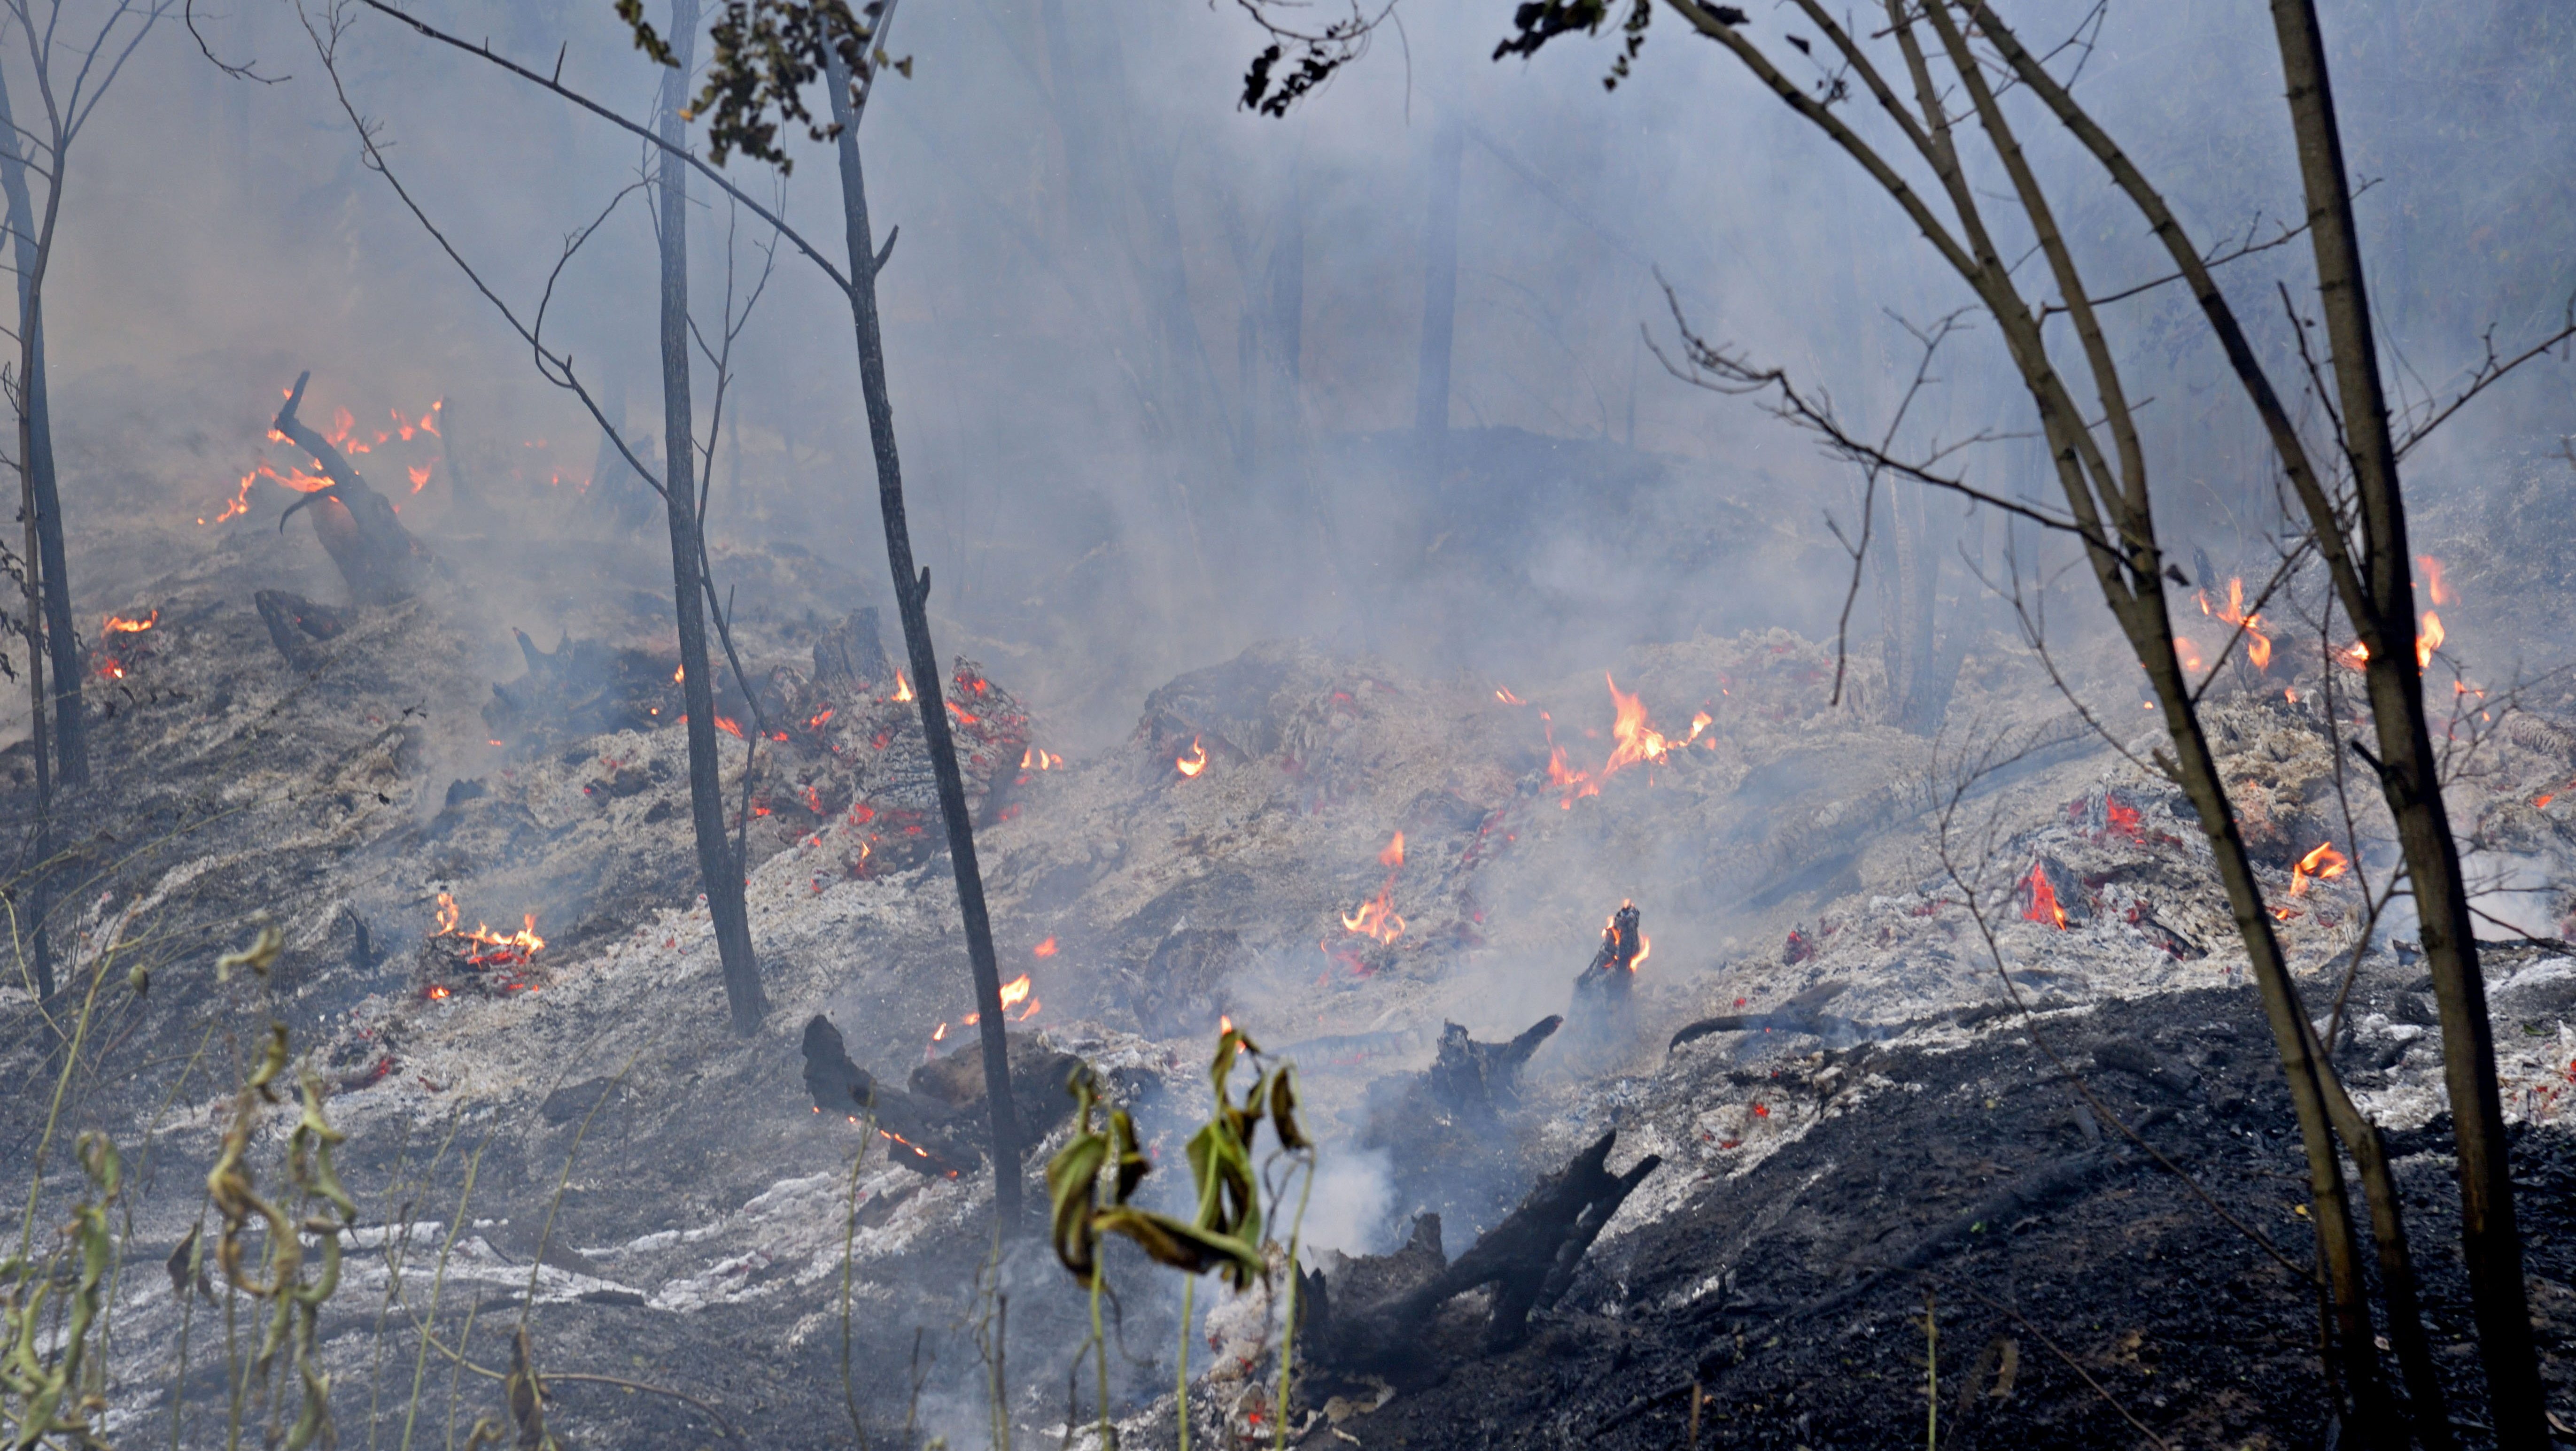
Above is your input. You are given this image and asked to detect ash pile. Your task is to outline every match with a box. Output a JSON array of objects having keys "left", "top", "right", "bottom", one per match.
[{"left": 7, "top": 474, "right": 2576, "bottom": 1448}]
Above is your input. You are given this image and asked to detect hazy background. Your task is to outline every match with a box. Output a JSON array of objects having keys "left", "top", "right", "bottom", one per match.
[{"left": 24, "top": 0, "right": 2576, "bottom": 742}]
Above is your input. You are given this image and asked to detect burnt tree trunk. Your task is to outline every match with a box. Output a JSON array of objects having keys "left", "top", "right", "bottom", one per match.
[
  {"left": 270, "top": 372, "right": 429, "bottom": 604},
  {"left": 0, "top": 60, "right": 80, "bottom": 790},
  {"left": 1412, "top": 110, "right": 1463, "bottom": 448},
  {"left": 656, "top": 0, "right": 765, "bottom": 1037},
  {"left": 2266, "top": 0, "right": 2542, "bottom": 1432},
  {"left": 824, "top": 38, "right": 1024, "bottom": 1231}
]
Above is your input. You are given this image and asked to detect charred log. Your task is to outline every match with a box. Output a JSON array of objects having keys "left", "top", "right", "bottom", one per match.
[
  {"left": 253, "top": 589, "right": 347, "bottom": 671},
  {"left": 483, "top": 628, "right": 682, "bottom": 743},
  {"left": 1426, "top": 1014, "right": 1560, "bottom": 1119},
  {"left": 271, "top": 371, "right": 431, "bottom": 604},
  {"left": 800, "top": 1014, "right": 980, "bottom": 1178},
  {"left": 1300, "top": 1128, "right": 1661, "bottom": 1374},
  {"left": 909, "top": 1030, "right": 1085, "bottom": 1141}
]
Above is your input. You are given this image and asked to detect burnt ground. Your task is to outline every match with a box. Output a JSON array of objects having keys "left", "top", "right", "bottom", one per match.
[{"left": 1271, "top": 986, "right": 2576, "bottom": 1451}]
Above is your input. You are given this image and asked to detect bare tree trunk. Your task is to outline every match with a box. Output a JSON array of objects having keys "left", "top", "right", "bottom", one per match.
[
  {"left": 824, "top": 41, "right": 1024, "bottom": 1232},
  {"left": 2264, "top": 1, "right": 2544, "bottom": 1435},
  {"left": 656, "top": 0, "right": 766, "bottom": 1037},
  {"left": 1413, "top": 111, "right": 1463, "bottom": 444},
  {"left": 0, "top": 62, "right": 80, "bottom": 789}
]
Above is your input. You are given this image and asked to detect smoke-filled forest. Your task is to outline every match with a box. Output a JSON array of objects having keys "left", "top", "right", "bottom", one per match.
[{"left": 0, "top": 0, "right": 2571, "bottom": 1446}]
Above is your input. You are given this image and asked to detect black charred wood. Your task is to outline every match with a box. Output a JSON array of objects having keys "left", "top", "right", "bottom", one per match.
[
  {"left": 1426, "top": 1015, "right": 1560, "bottom": 1119},
  {"left": 1302, "top": 1128, "right": 1661, "bottom": 1373},
  {"left": 909, "top": 1031, "right": 1085, "bottom": 1141},
  {"left": 253, "top": 589, "right": 346, "bottom": 671},
  {"left": 800, "top": 1014, "right": 981, "bottom": 1178}
]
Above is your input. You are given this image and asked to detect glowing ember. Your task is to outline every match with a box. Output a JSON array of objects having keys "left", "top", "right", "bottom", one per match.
[
  {"left": 1175, "top": 736, "right": 1208, "bottom": 778},
  {"left": 809, "top": 706, "right": 835, "bottom": 731},
  {"left": 714, "top": 716, "right": 745, "bottom": 739},
  {"left": 101, "top": 610, "right": 156, "bottom": 635},
  {"left": 427, "top": 984, "right": 450, "bottom": 1000},
  {"left": 2023, "top": 861, "right": 2068, "bottom": 930},
  {"left": 2289, "top": 841, "right": 2349, "bottom": 896},
  {"left": 1033, "top": 936, "right": 1058, "bottom": 957},
  {"left": 890, "top": 670, "right": 914, "bottom": 702},
  {"left": 2173, "top": 636, "right": 2206, "bottom": 676}
]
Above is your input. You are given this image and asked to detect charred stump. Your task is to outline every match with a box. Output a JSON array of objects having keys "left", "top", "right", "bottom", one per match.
[
  {"left": 1299, "top": 1128, "right": 1660, "bottom": 1374},
  {"left": 1567, "top": 900, "right": 1644, "bottom": 1051},
  {"left": 272, "top": 371, "right": 431, "bottom": 604}
]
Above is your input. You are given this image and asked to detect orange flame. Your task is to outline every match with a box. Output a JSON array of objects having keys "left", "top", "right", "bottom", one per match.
[
  {"left": 1033, "top": 936, "right": 1058, "bottom": 957},
  {"left": 1495, "top": 686, "right": 1525, "bottom": 705},
  {"left": 891, "top": 670, "right": 914, "bottom": 702},
  {"left": 931, "top": 1021, "right": 948, "bottom": 1042},
  {"left": 2173, "top": 636, "right": 2206, "bottom": 676},
  {"left": 407, "top": 463, "right": 434, "bottom": 494},
  {"left": 101, "top": 610, "right": 156, "bottom": 634},
  {"left": 714, "top": 716, "right": 745, "bottom": 739},
  {"left": 810, "top": 706, "right": 836, "bottom": 731},
  {"left": 430, "top": 891, "right": 546, "bottom": 964},
  {"left": 2289, "top": 841, "right": 2349, "bottom": 896},
  {"left": 2417, "top": 612, "right": 2445, "bottom": 669},
  {"left": 1340, "top": 833, "right": 1408, "bottom": 943},
  {"left": 1020, "top": 746, "right": 1062, "bottom": 771},
  {"left": 427, "top": 984, "right": 450, "bottom": 1000},
  {"left": 1175, "top": 737, "right": 1208, "bottom": 778},
  {"left": 2417, "top": 554, "right": 2453, "bottom": 605},
  {"left": 2023, "top": 862, "right": 2067, "bottom": 930},
  {"left": 1000, "top": 973, "right": 1032, "bottom": 1009}
]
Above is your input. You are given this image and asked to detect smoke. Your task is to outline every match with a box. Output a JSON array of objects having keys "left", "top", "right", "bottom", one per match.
[{"left": 1292, "top": 1142, "right": 1398, "bottom": 1258}]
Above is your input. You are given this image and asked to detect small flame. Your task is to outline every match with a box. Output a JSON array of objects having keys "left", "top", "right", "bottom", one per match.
[
  {"left": 2023, "top": 862, "right": 2068, "bottom": 930},
  {"left": 809, "top": 706, "right": 836, "bottom": 731},
  {"left": 1340, "top": 833, "right": 1408, "bottom": 943},
  {"left": 2289, "top": 841, "right": 2350, "bottom": 896},
  {"left": 1175, "top": 737, "right": 1208, "bottom": 778},
  {"left": 2418, "top": 554, "right": 2453, "bottom": 605},
  {"left": 430, "top": 890, "right": 545, "bottom": 965},
  {"left": 1000, "top": 973, "right": 1032, "bottom": 1009},
  {"left": 2173, "top": 636, "right": 2206, "bottom": 676},
  {"left": 101, "top": 610, "right": 156, "bottom": 635},
  {"left": 2417, "top": 612, "right": 2445, "bottom": 669},
  {"left": 1033, "top": 936, "right": 1058, "bottom": 957},
  {"left": 891, "top": 670, "right": 914, "bottom": 702},
  {"left": 1219, "top": 1014, "right": 1234, "bottom": 1035},
  {"left": 714, "top": 716, "right": 745, "bottom": 739},
  {"left": 407, "top": 463, "right": 434, "bottom": 494},
  {"left": 1019, "top": 746, "right": 1062, "bottom": 771},
  {"left": 931, "top": 1021, "right": 948, "bottom": 1042},
  {"left": 427, "top": 984, "right": 450, "bottom": 1000},
  {"left": 1495, "top": 687, "right": 1525, "bottom": 705}
]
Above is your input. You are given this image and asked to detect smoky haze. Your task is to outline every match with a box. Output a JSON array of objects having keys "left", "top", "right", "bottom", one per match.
[{"left": 23, "top": 0, "right": 2575, "bottom": 746}]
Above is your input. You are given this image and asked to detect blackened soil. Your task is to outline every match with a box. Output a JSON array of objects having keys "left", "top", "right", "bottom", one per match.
[{"left": 1295, "top": 988, "right": 2576, "bottom": 1451}]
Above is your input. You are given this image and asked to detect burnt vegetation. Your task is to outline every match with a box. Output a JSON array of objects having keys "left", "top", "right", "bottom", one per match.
[{"left": 0, "top": 0, "right": 2568, "bottom": 1447}]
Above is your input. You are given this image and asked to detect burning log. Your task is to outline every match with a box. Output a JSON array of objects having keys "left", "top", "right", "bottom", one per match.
[
  {"left": 270, "top": 371, "right": 432, "bottom": 603},
  {"left": 1425, "top": 1015, "right": 1560, "bottom": 1119},
  {"left": 252, "top": 589, "right": 348, "bottom": 671},
  {"left": 800, "top": 1014, "right": 980, "bottom": 1178},
  {"left": 1298, "top": 1128, "right": 1661, "bottom": 1372}
]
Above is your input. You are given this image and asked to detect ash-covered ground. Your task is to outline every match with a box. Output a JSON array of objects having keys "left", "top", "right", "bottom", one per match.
[{"left": 5, "top": 439, "right": 2576, "bottom": 1449}]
